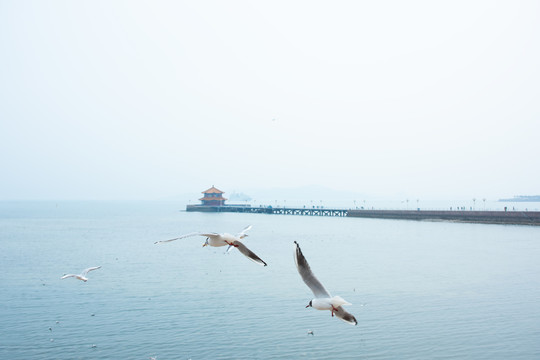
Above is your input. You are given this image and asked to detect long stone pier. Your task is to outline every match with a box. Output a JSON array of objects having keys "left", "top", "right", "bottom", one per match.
[
  {"left": 185, "top": 205, "right": 540, "bottom": 225},
  {"left": 348, "top": 209, "right": 540, "bottom": 225},
  {"left": 186, "top": 204, "right": 348, "bottom": 216}
]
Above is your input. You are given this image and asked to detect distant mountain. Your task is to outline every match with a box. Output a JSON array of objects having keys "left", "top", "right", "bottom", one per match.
[
  {"left": 242, "top": 185, "right": 374, "bottom": 203},
  {"left": 499, "top": 195, "right": 540, "bottom": 202}
]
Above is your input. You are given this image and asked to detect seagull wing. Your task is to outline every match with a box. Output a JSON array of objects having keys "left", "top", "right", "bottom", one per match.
[
  {"left": 237, "top": 225, "right": 252, "bottom": 239},
  {"left": 81, "top": 266, "right": 101, "bottom": 276},
  {"left": 334, "top": 306, "right": 358, "bottom": 325},
  {"left": 61, "top": 274, "right": 76, "bottom": 279},
  {"left": 294, "top": 241, "right": 331, "bottom": 298},
  {"left": 233, "top": 240, "right": 267, "bottom": 266},
  {"left": 154, "top": 232, "right": 216, "bottom": 244}
]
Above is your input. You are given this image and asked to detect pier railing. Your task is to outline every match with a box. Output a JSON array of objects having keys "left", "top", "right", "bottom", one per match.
[{"left": 186, "top": 204, "right": 348, "bottom": 216}]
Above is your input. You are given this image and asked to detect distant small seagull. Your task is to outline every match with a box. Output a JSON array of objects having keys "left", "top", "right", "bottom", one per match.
[
  {"left": 91, "top": 344, "right": 97, "bottom": 348},
  {"left": 61, "top": 266, "right": 101, "bottom": 282},
  {"left": 155, "top": 225, "right": 267, "bottom": 266},
  {"left": 307, "top": 330, "right": 314, "bottom": 335},
  {"left": 294, "top": 241, "right": 357, "bottom": 325}
]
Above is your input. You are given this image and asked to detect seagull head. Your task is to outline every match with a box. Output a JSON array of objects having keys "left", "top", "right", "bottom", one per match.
[{"left": 305, "top": 300, "right": 313, "bottom": 308}]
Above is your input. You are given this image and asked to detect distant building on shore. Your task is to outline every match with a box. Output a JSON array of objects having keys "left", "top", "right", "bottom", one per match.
[
  {"left": 198, "top": 186, "right": 227, "bottom": 206},
  {"left": 499, "top": 195, "right": 540, "bottom": 202}
]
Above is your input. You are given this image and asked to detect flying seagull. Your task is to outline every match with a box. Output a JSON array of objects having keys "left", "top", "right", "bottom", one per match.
[
  {"left": 294, "top": 241, "right": 357, "bottom": 325},
  {"left": 61, "top": 266, "right": 101, "bottom": 282},
  {"left": 155, "top": 225, "right": 267, "bottom": 266}
]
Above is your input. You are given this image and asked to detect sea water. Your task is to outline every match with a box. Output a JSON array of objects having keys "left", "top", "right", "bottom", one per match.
[{"left": 1, "top": 201, "right": 539, "bottom": 359}]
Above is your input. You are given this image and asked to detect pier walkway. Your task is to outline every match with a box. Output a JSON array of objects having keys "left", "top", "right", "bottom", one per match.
[
  {"left": 186, "top": 204, "right": 540, "bottom": 225},
  {"left": 348, "top": 209, "right": 540, "bottom": 225}
]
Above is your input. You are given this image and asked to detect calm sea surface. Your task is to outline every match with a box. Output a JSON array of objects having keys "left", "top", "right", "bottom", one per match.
[{"left": 1, "top": 201, "right": 539, "bottom": 359}]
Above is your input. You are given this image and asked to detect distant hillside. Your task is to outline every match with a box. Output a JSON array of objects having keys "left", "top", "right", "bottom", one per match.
[{"left": 242, "top": 185, "right": 374, "bottom": 203}]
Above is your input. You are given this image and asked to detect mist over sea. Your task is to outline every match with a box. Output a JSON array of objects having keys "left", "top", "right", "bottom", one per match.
[{"left": 1, "top": 201, "right": 539, "bottom": 359}]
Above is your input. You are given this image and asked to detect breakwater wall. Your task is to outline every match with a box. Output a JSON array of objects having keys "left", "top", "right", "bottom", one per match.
[{"left": 348, "top": 209, "right": 540, "bottom": 225}]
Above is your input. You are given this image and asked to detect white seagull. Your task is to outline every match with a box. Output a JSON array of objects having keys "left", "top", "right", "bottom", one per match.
[
  {"left": 294, "top": 241, "right": 357, "bottom": 325},
  {"left": 61, "top": 266, "right": 101, "bottom": 282},
  {"left": 155, "top": 225, "right": 267, "bottom": 266}
]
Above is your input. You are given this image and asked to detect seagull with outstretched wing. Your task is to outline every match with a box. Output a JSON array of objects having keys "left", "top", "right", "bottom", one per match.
[
  {"left": 155, "top": 225, "right": 267, "bottom": 266},
  {"left": 61, "top": 266, "right": 101, "bottom": 282},
  {"left": 294, "top": 241, "right": 357, "bottom": 325}
]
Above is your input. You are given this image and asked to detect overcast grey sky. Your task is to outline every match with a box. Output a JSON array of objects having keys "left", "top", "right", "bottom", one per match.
[{"left": 1, "top": 1, "right": 539, "bottom": 201}]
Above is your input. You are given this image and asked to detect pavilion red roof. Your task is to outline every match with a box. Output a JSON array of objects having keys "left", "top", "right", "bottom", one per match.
[{"left": 202, "top": 186, "right": 225, "bottom": 194}]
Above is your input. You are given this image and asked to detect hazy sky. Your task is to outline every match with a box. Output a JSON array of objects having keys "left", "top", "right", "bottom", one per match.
[{"left": 1, "top": 1, "right": 539, "bottom": 201}]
